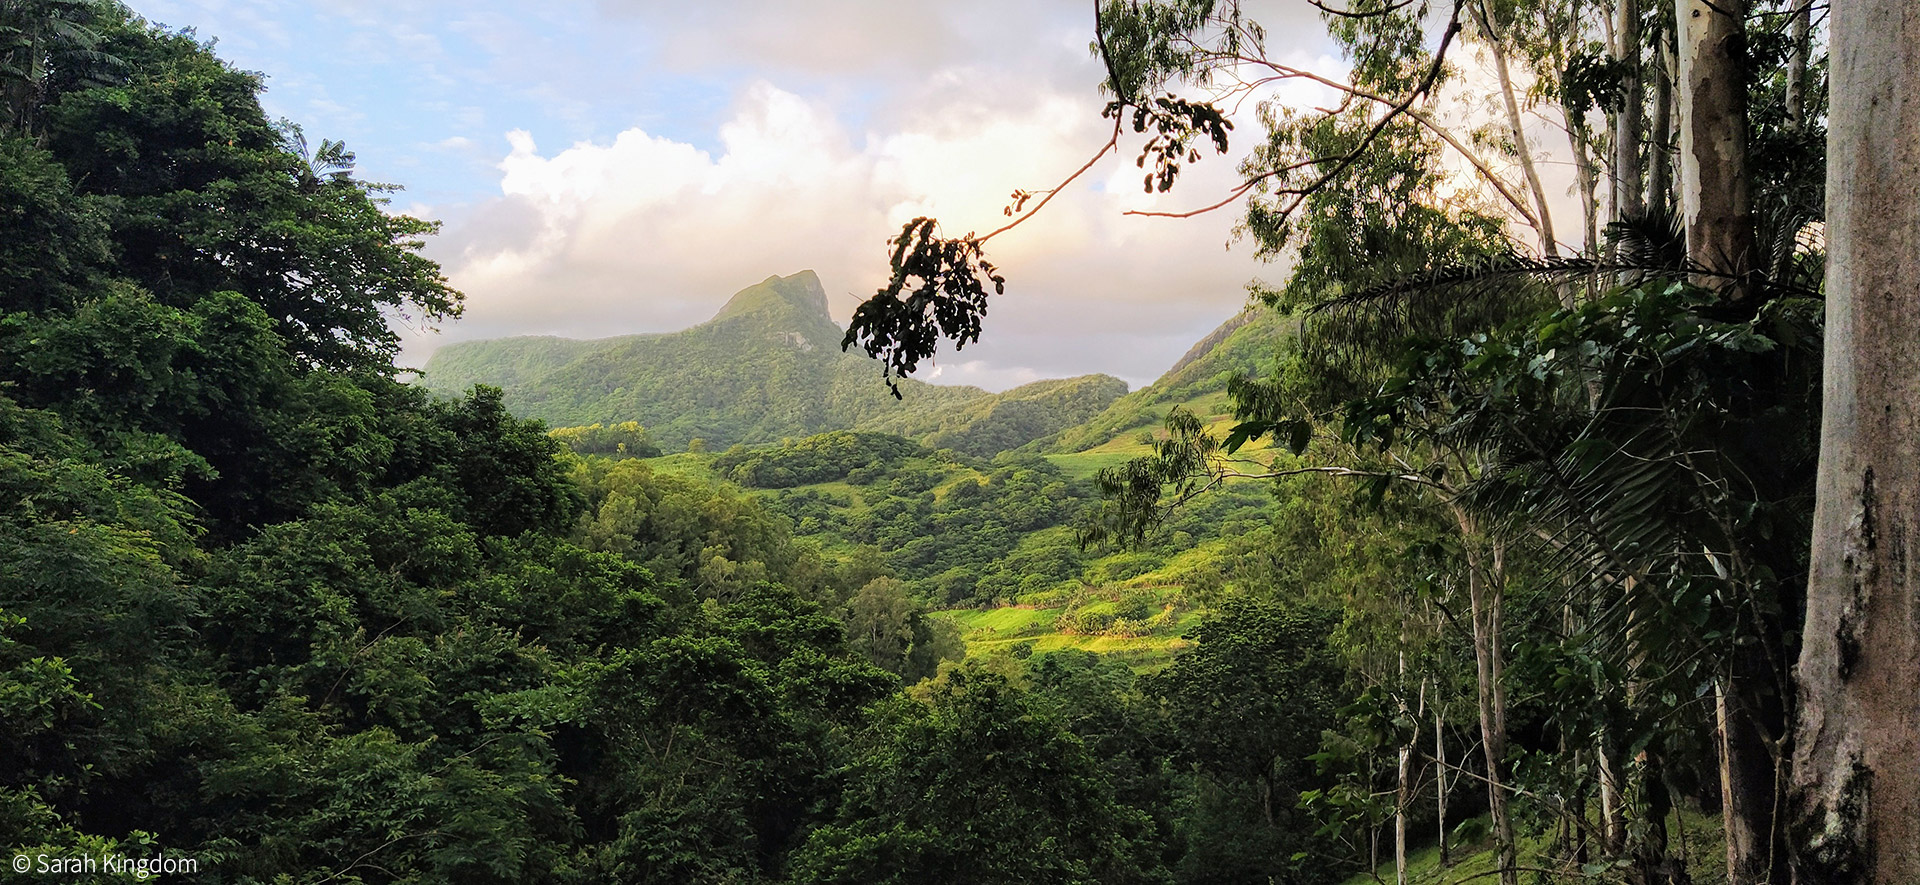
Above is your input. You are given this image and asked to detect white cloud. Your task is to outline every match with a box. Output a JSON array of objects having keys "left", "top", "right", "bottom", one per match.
[{"left": 413, "top": 77, "right": 1277, "bottom": 390}]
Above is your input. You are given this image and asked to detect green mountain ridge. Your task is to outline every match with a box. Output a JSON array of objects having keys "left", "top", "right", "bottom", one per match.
[
  {"left": 1042, "top": 307, "right": 1296, "bottom": 455},
  {"left": 420, "top": 271, "right": 1133, "bottom": 454}
]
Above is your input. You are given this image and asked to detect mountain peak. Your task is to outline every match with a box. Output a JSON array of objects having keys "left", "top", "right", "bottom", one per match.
[{"left": 710, "top": 270, "right": 833, "bottom": 327}]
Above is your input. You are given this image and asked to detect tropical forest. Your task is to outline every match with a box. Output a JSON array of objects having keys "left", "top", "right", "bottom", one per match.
[{"left": 1, "top": 1, "right": 1914, "bottom": 884}]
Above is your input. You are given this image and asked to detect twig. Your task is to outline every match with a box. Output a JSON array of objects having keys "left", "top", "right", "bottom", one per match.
[{"left": 1124, "top": 0, "right": 1466, "bottom": 221}]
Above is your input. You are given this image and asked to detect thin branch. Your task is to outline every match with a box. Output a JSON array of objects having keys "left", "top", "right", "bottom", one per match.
[
  {"left": 1422, "top": 752, "right": 1549, "bottom": 802},
  {"left": 1309, "top": 0, "right": 1419, "bottom": 18},
  {"left": 1124, "top": 0, "right": 1467, "bottom": 222},
  {"left": 973, "top": 0, "right": 1130, "bottom": 245},
  {"left": 1215, "top": 463, "right": 1450, "bottom": 491},
  {"left": 1208, "top": 58, "right": 1540, "bottom": 228},
  {"left": 311, "top": 831, "right": 442, "bottom": 885},
  {"left": 977, "top": 116, "right": 1123, "bottom": 245}
]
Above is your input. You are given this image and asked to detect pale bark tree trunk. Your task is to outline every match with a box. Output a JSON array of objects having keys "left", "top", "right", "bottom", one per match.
[
  {"left": 1435, "top": 701, "right": 1450, "bottom": 866},
  {"left": 1600, "top": 735, "right": 1626, "bottom": 855},
  {"left": 1674, "top": 0, "right": 1753, "bottom": 290},
  {"left": 1622, "top": 578, "right": 1682, "bottom": 884},
  {"left": 1676, "top": 0, "right": 1793, "bottom": 880},
  {"left": 1612, "top": 0, "right": 1645, "bottom": 222},
  {"left": 1648, "top": 39, "right": 1674, "bottom": 212},
  {"left": 1395, "top": 647, "right": 1413, "bottom": 885},
  {"left": 1716, "top": 683, "right": 1764, "bottom": 884},
  {"left": 1544, "top": 19, "right": 1600, "bottom": 257},
  {"left": 1791, "top": 2, "right": 1920, "bottom": 881},
  {"left": 1473, "top": 1, "right": 1559, "bottom": 262},
  {"left": 1785, "top": 0, "right": 1811, "bottom": 129},
  {"left": 1457, "top": 509, "right": 1518, "bottom": 885},
  {"left": 1570, "top": 113, "right": 1601, "bottom": 257},
  {"left": 1396, "top": 742, "right": 1411, "bottom": 884}
]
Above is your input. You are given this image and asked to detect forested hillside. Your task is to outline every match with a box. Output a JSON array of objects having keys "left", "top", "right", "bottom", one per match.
[
  {"left": 1043, "top": 308, "right": 1293, "bottom": 456},
  {"left": 421, "top": 271, "right": 1128, "bottom": 455},
  {"left": 0, "top": 7, "right": 1381, "bottom": 884}
]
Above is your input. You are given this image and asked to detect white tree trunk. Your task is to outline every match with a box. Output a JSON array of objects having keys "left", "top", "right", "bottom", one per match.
[
  {"left": 1674, "top": 0, "right": 1753, "bottom": 287},
  {"left": 1457, "top": 510, "right": 1518, "bottom": 885},
  {"left": 1648, "top": 39, "right": 1674, "bottom": 213},
  {"left": 1599, "top": 730, "right": 1625, "bottom": 855},
  {"left": 1396, "top": 742, "right": 1411, "bottom": 885},
  {"left": 1791, "top": 1, "right": 1920, "bottom": 880},
  {"left": 1395, "top": 646, "right": 1412, "bottom": 885},
  {"left": 1785, "top": 0, "right": 1811, "bottom": 128},
  {"left": 1436, "top": 702, "right": 1450, "bottom": 866},
  {"left": 1474, "top": 1, "right": 1559, "bottom": 261}
]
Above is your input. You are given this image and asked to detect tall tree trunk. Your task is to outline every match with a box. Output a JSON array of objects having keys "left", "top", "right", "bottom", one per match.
[
  {"left": 1600, "top": 733, "right": 1626, "bottom": 856},
  {"left": 1396, "top": 741, "right": 1411, "bottom": 885},
  {"left": 1473, "top": 1, "right": 1559, "bottom": 261},
  {"left": 1648, "top": 37, "right": 1674, "bottom": 212},
  {"left": 1718, "top": 671, "right": 1791, "bottom": 884},
  {"left": 1394, "top": 647, "right": 1428, "bottom": 885},
  {"left": 1791, "top": 1, "right": 1920, "bottom": 880},
  {"left": 1458, "top": 511, "right": 1518, "bottom": 885},
  {"left": 1436, "top": 702, "right": 1451, "bottom": 867},
  {"left": 1623, "top": 579, "right": 1683, "bottom": 884},
  {"left": 1674, "top": 0, "right": 1753, "bottom": 291},
  {"left": 1717, "top": 641, "right": 1793, "bottom": 883},
  {"left": 1612, "top": 0, "right": 1646, "bottom": 222},
  {"left": 1570, "top": 113, "right": 1601, "bottom": 257},
  {"left": 1785, "top": 0, "right": 1811, "bottom": 129}
]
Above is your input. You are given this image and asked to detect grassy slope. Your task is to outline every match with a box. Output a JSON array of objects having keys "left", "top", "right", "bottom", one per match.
[
  {"left": 1338, "top": 809, "right": 1727, "bottom": 885},
  {"left": 1041, "top": 307, "right": 1295, "bottom": 455},
  {"left": 940, "top": 605, "right": 1201, "bottom": 669},
  {"left": 650, "top": 442, "right": 1217, "bottom": 669},
  {"left": 1042, "top": 310, "right": 1291, "bottom": 484},
  {"left": 931, "top": 309, "right": 1297, "bottom": 668}
]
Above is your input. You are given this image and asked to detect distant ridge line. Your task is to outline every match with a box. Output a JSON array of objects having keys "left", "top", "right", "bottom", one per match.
[{"left": 1161, "top": 308, "right": 1258, "bottom": 380}]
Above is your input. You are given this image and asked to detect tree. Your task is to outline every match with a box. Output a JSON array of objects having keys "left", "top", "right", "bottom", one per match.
[
  {"left": 0, "top": 0, "right": 115, "bottom": 138},
  {"left": 1675, "top": 0, "right": 1754, "bottom": 293},
  {"left": 1790, "top": 2, "right": 1920, "bottom": 880},
  {"left": 788, "top": 669, "right": 1163, "bottom": 885},
  {"left": 41, "top": 10, "right": 458, "bottom": 372},
  {"left": 1151, "top": 600, "right": 1345, "bottom": 884}
]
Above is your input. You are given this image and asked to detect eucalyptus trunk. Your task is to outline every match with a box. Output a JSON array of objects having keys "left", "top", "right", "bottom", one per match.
[
  {"left": 1785, "top": 0, "right": 1810, "bottom": 129},
  {"left": 1648, "top": 38, "right": 1674, "bottom": 212},
  {"left": 1436, "top": 703, "right": 1450, "bottom": 867},
  {"left": 1600, "top": 734, "right": 1626, "bottom": 855},
  {"left": 1791, "top": 1, "right": 1920, "bottom": 880},
  {"left": 1674, "top": 0, "right": 1753, "bottom": 291},
  {"left": 1612, "top": 0, "right": 1645, "bottom": 222},
  {"left": 1396, "top": 742, "right": 1411, "bottom": 885},
  {"left": 1395, "top": 647, "right": 1412, "bottom": 885},
  {"left": 1457, "top": 510, "right": 1518, "bottom": 885},
  {"left": 1473, "top": 1, "right": 1558, "bottom": 262}
]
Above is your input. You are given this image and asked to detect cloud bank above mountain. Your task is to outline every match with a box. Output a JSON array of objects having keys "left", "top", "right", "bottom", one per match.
[{"left": 139, "top": 0, "right": 1344, "bottom": 389}]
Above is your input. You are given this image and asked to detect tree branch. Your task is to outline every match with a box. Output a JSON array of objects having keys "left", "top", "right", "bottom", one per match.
[{"left": 1123, "top": 0, "right": 1467, "bottom": 223}]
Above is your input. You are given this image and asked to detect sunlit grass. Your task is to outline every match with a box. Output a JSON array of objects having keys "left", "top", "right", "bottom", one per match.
[{"left": 1336, "top": 806, "right": 1728, "bottom": 885}]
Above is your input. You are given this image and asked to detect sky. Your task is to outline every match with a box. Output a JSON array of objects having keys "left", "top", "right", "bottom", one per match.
[{"left": 133, "top": 0, "right": 1354, "bottom": 391}]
